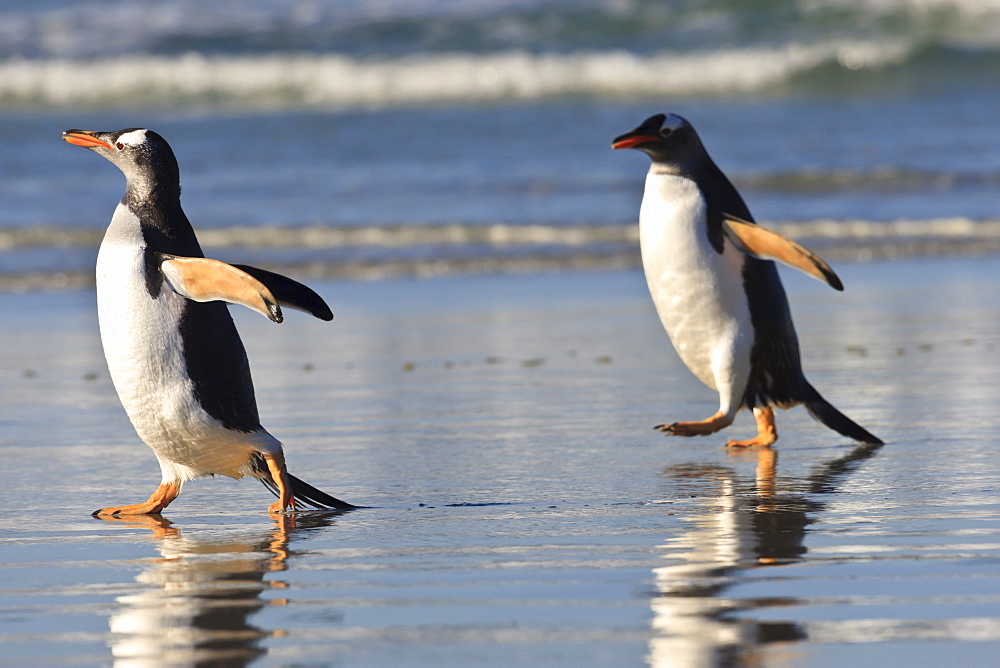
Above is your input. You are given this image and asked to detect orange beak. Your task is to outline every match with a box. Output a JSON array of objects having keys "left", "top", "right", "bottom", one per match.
[
  {"left": 63, "top": 130, "right": 112, "bottom": 150},
  {"left": 611, "top": 135, "right": 659, "bottom": 150}
]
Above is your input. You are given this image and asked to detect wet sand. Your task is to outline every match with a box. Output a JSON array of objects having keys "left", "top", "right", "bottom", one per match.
[{"left": 1, "top": 256, "right": 999, "bottom": 666}]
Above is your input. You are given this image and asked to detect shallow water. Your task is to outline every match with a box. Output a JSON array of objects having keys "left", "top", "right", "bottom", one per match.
[{"left": 1, "top": 257, "right": 998, "bottom": 665}]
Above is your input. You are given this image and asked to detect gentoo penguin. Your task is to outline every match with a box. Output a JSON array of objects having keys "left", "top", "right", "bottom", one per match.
[
  {"left": 63, "top": 128, "right": 356, "bottom": 514},
  {"left": 612, "top": 113, "right": 881, "bottom": 447}
]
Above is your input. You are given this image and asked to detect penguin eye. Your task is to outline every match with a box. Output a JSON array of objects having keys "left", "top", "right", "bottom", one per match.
[
  {"left": 115, "top": 142, "right": 125, "bottom": 151},
  {"left": 660, "top": 128, "right": 673, "bottom": 138}
]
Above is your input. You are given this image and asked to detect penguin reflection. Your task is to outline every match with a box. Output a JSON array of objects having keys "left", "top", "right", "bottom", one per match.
[
  {"left": 648, "top": 443, "right": 881, "bottom": 666},
  {"left": 102, "top": 513, "right": 337, "bottom": 665}
]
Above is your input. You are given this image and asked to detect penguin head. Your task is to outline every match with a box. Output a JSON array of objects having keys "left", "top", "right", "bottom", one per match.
[
  {"left": 611, "top": 113, "right": 706, "bottom": 168},
  {"left": 63, "top": 128, "right": 180, "bottom": 197}
]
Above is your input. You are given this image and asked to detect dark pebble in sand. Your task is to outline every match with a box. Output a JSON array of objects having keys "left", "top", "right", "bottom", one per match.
[
  {"left": 522, "top": 358, "right": 545, "bottom": 368},
  {"left": 402, "top": 362, "right": 416, "bottom": 372},
  {"left": 83, "top": 372, "right": 98, "bottom": 381},
  {"left": 594, "top": 355, "right": 612, "bottom": 364}
]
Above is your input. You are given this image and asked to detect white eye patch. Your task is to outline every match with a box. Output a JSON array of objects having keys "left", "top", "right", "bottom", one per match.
[
  {"left": 662, "top": 114, "right": 686, "bottom": 134},
  {"left": 116, "top": 129, "right": 148, "bottom": 147}
]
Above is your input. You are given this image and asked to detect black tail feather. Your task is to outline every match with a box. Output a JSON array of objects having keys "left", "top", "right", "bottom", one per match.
[
  {"left": 802, "top": 384, "right": 883, "bottom": 445},
  {"left": 259, "top": 473, "right": 358, "bottom": 511}
]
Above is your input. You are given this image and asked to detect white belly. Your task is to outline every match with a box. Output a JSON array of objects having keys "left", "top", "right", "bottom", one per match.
[
  {"left": 639, "top": 172, "right": 752, "bottom": 401},
  {"left": 96, "top": 204, "right": 272, "bottom": 481}
]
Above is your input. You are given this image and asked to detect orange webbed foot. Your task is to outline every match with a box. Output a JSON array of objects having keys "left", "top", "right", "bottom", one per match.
[
  {"left": 726, "top": 408, "right": 777, "bottom": 448},
  {"left": 726, "top": 434, "right": 777, "bottom": 448},
  {"left": 655, "top": 411, "right": 733, "bottom": 437},
  {"left": 267, "top": 499, "right": 298, "bottom": 514},
  {"left": 92, "top": 483, "right": 181, "bottom": 516}
]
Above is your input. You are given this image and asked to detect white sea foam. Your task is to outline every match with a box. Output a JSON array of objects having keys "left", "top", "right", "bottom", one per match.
[
  {"left": 0, "top": 41, "right": 913, "bottom": 109},
  {"left": 3, "top": 218, "right": 998, "bottom": 252},
  {"left": 803, "top": 0, "right": 1000, "bottom": 19},
  {"left": 769, "top": 217, "right": 1000, "bottom": 240},
  {"left": 2, "top": 217, "right": 998, "bottom": 292}
]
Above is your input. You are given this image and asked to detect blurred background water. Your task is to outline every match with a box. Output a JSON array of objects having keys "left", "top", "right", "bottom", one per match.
[{"left": 1, "top": 0, "right": 998, "bottom": 290}]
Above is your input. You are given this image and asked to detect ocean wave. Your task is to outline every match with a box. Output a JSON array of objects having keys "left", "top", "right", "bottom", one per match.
[
  {"left": 3, "top": 218, "right": 999, "bottom": 292},
  {"left": 0, "top": 41, "right": 916, "bottom": 109},
  {"left": 4, "top": 0, "right": 1000, "bottom": 61},
  {"left": 4, "top": 218, "right": 999, "bottom": 253},
  {"left": 741, "top": 168, "right": 1000, "bottom": 193},
  {"left": 0, "top": 223, "right": 635, "bottom": 251}
]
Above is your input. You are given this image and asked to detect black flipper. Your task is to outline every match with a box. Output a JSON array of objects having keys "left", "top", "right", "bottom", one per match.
[
  {"left": 802, "top": 383, "right": 883, "bottom": 445},
  {"left": 233, "top": 264, "right": 333, "bottom": 321},
  {"left": 259, "top": 473, "right": 358, "bottom": 511}
]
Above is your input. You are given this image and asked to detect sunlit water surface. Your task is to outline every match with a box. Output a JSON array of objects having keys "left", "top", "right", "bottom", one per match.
[{"left": 1, "top": 257, "right": 998, "bottom": 666}]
